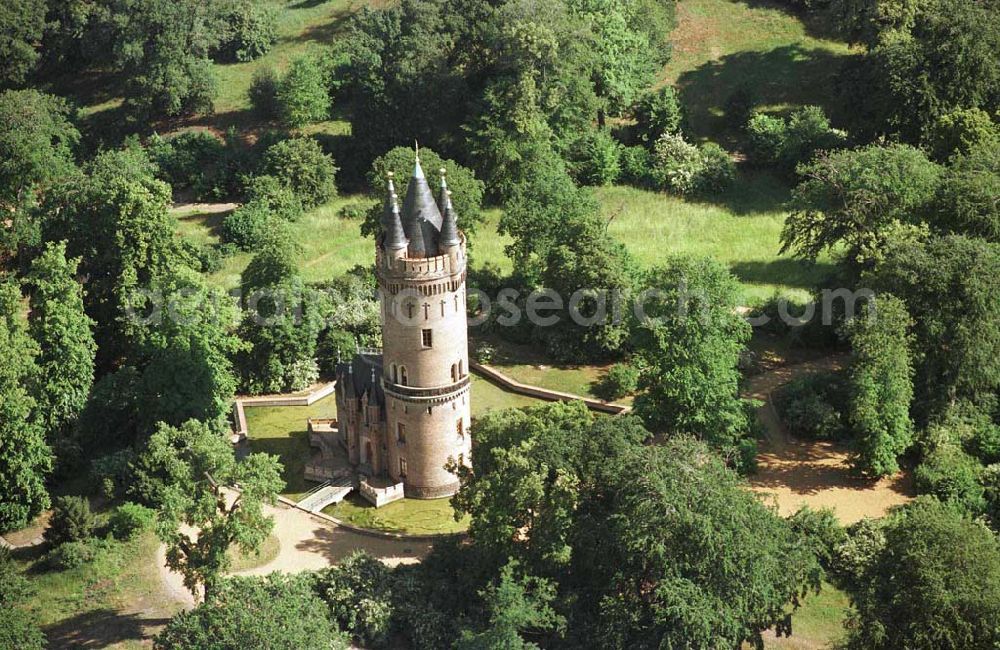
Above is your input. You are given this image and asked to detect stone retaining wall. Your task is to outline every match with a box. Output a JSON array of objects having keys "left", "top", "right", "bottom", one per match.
[{"left": 469, "top": 362, "right": 631, "bottom": 415}]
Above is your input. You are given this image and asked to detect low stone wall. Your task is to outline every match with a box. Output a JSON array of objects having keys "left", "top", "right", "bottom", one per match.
[
  {"left": 359, "top": 480, "right": 405, "bottom": 507},
  {"left": 238, "top": 381, "right": 336, "bottom": 408},
  {"left": 469, "top": 362, "right": 631, "bottom": 415}
]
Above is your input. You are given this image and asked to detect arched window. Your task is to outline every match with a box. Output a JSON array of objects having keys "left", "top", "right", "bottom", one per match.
[
  {"left": 451, "top": 364, "right": 457, "bottom": 382},
  {"left": 400, "top": 366, "right": 408, "bottom": 386},
  {"left": 391, "top": 364, "right": 398, "bottom": 384},
  {"left": 458, "top": 360, "right": 464, "bottom": 377}
]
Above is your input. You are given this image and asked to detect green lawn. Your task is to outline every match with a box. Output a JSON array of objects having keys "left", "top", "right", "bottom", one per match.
[
  {"left": 322, "top": 492, "right": 469, "bottom": 535},
  {"left": 771, "top": 581, "right": 850, "bottom": 648},
  {"left": 17, "top": 532, "right": 182, "bottom": 649},
  {"left": 662, "top": 0, "right": 854, "bottom": 144},
  {"left": 243, "top": 396, "right": 338, "bottom": 501},
  {"left": 471, "top": 374, "right": 549, "bottom": 417},
  {"left": 226, "top": 533, "right": 282, "bottom": 572}
]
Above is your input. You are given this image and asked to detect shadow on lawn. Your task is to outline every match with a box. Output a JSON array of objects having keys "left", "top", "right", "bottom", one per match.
[
  {"left": 45, "top": 608, "right": 171, "bottom": 649},
  {"left": 676, "top": 44, "right": 849, "bottom": 144},
  {"left": 730, "top": 259, "right": 836, "bottom": 290},
  {"left": 737, "top": 0, "right": 845, "bottom": 41}
]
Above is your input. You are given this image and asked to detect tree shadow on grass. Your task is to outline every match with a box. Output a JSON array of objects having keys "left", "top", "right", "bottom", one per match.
[
  {"left": 736, "top": 0, "right": 846, "bottom": 42},
  {"left": 730, "top": 259, "right": 836, "bottom": 290},
  {"left": 45, "top": 608, "right": 171, "bottom": 649},
  {"left": 248, "top": 430, "right": 313, "bottom": 496},
  {"left": 676, "top": 45, "right": 850, "bottom": 145}
]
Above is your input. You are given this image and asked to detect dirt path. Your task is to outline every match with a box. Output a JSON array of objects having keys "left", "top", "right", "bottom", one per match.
[
  {"left": 158, "top": 499, "right": 430, "bottom": 609},
  {"left": 169, "top": 201, "right": 238, "bottom": 215},
  {"left": 745, "top": 355, "right": 914, "bottom": 524}
]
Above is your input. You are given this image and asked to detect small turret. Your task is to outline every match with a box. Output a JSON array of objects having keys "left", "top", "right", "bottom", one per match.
[
  {"left": 439, "top": 190, "right": 461, "bottom": 251},
  {"left": 382, "top": 172, "right": 408, "bottom": 254}
]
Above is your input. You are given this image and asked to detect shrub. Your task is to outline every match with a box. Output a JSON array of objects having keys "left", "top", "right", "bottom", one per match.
[
  {"left": 788, "top": 506, "right": 847, "bottom": 569},
  {"left": 782, "top": 105, "right": 847, "bottom": 171},
  {"left": 217, "top": 0, "right": 278, "bottom": 63},
  {"left": 569, "top": 130, "right": 622, "bottom": 186},
  {"left": 598, "top": 363, "right": 640, "bottom": 400},
  {"left": 775, "top": 373, "right": 847, "bottom": 439},
  {"left": 242, "top": 174, "right": 304, "bottom": 222},
  {"left": 651, "top": 133, "right": 703, "bottom": 194},
  {"left": 338, "top": 203, "right": 368, "bottom": 220},
  {"left": 914, "top": 443, "right": 986, "bottom": 514},
  {"left": 148, "top": 131, "right": 230, "bottom": 199},
  {"left": 695, "top": 142, "right": 736, "bottom": 194},
  {"left": 44, "top": 537, "right": 116, "bottom": 570},
  {"left": 314, "top": 551, "right": 394, "bottom": 646},
  {"left": 473, "top": 342, "right": 496, "bottom": 364},
  {"left": 261, "top": 137, "right": 338, "bottom": 208},
  {"left": 619, "top": 145, "right": 655, "bottom": 186},
  {"left": 90, "top": 449, "right": 136, "bottom": 500},
  {"left": 745, "top": 113, "right": 787, "bottom": 167},
  {"left": 830, "top": 517, "right": 886, "bottom": 593},
  {"left": 248, "top": 66, "right": 280, "bottom": 119},
  {"left": 108, "top": 502, "right": 155, "bottom": 541},
  {"left": 927, "top": 107, "right": 999, "bottom": 161},
  {"left": 276, "top": 55, "right": 331, "bottom": 128},
  {"left": 633, "top": 85, "right": 684, "bottom": 144},
  {"left": 222, "top": 202, "right": 277, "bottom": 250},
  {"left": 45, "top": 495, "right": 96, "bottom": 546}
]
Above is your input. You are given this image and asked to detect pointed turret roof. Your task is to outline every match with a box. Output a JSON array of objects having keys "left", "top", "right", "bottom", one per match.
[
  {"left": 382, "top": 173, "right": 408, "bottom": 251},
  {"left": 439, "top": 190, "right": 460, "bottom": 248},
  {"left": 400, "top": 150, "right": 443, "bottom": 258}
]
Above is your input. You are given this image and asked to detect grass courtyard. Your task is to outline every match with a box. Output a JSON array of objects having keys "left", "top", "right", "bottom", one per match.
[{"left": 322, "top": 493, "right": 469, "bottom": 535}]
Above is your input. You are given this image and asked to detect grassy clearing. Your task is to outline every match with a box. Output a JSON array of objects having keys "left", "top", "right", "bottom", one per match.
[
  {"left": 226, "top": 533, "right": 282, "bottom": 572},
  {"left": 244, "top": 395, "right": 338, "bottom": 501},
  {"left": 768, "top": 581, "right": 850, "bottom": 648},
  {"left": 17, "top": 532, "right": 182, "bottom": 649},
  {"left": 662, "top": 0, "right": 854, "bottom": 144},
  {"left": 471, "top": 374, "right": 549, "bottom": 417},
  {"left": 322, "top": 493, "right": 469, "bottom": 535}
]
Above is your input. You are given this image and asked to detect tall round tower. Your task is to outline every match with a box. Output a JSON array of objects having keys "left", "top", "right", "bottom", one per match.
[{"left": 374, "top": 154, "right": 471, "bottom": 498}]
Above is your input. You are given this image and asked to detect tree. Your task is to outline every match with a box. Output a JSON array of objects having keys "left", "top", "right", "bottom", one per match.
[
  {"left": 155, "top": 573, "right": 350, "bottom": 649},
  {"left": 42, "top": 146, "right": 180, "bottom": 368},
  {"left": 0, "top": 89, "right": 78, "bottom": 261},
  {"left": 275, "top": 54, "right": 331, "bottom": 127},
  {"left": 843, "top": 294, "right": 914, "bottom": 476},
  {"left": 98, "top": 0, "right": 222, "bottom": 119},
  {"left": 136, "top": 419, "right": 283, "bottom": 600},
  {"left": 454, "top": 560, "right": 565, "bottom": 649},
  {"left": 865, "top": 235, "right": 1000, "bottom": 418},
  {"left": 314, "top": 551, "right": 395, "bottom": 646},
  {"left": 844, "top": 497, "right": 1000, "bottom": 650},
  {"left": 633, "top": 256, "right": 754, "bottom": 464},
  {"left": 0, "top": 548, "right": 45, "bottom": 650},
  {"left": 930, "top": 139, "right": 1000, "bottom": 242},
  {"left": 573, "top": 439, "right": 822, "bottom": 649},
  {"left": 25, "top": 241, "right": 96, "bottom": 446},
  {"left": 215, "top": 0, "right": 277, "bottom": 62},
  {"left": 632, "top": 85, "right": 684, "bottom": 144},
  {"left": 261, "top": 137, "right": 337, "bottom": 209},
  {"left": 44, "top": 495, "right": 97, "bottom": 546},
  {"left": 781, "top": 144, "right": 941, "bottom": 271},
  {"left": 0, "top": 0, "right": 46, "bottom": 88},
  {"left": 0, "top": 280, "right": 50, "bottom": 531},
  {"left": 927, "top": 107, "right": 1000, "bottom": 162}
]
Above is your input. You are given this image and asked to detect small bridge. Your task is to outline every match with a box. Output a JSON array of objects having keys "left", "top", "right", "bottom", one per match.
[{"left": 297, "top": 472, "right": 355, "bottom": 513}]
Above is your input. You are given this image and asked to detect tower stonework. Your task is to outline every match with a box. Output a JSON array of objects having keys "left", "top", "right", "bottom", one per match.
[{"left": 335, "top": 153, "right": 471, "bottom": 499}]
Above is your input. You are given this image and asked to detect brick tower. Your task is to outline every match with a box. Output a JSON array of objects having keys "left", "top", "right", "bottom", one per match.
[{"left": 359, "top": 150, "right": 471, "bottom": 498}]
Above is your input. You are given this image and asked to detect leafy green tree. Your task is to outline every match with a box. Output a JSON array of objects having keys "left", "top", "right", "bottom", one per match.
[
  {"left": 276, "top": 54, "right": 331, "bottom": 127},
  {"left": 930, "top": 139, "right": 1000, "bottom": 242},
  {"left": 927, "top": 107, "right": 1000, "bottom": 162},
  {"left": 261, "top": 137, "right": 337, "bottom": 209},
  {"left": 843, "top": 294, "right": 914, "bottom": 476},
  {"left": 632, "top": 85, "right": 684, "bottom": 144},
  {"left": 215, "top": 0, "right": 277, "bottom": 62},
  {"left": 0, "top": 0, "right": 46, "bottom": 88},
  {"left": 566, "top": 0, "right": 663, "bottom": 121},
  {"left": 0, "top": 548, "right": 45, "bottom": 650},
  {"left": 363, "top": 146, "right": 485, "bottom": 239},
  {"left": 42, "top": 146, "right": 181, "bottom": 369},
  {"left": 99, "top": 0, "right": 222, "bottom": 118},
  {"left": 865, "top": 234, "right": 1000, "bottom": 418},
  {"left": 314, "top": 551, "right": 395, "bottom": 646},
  {"left": 574, "top": 438, "right": 822, "bottom": 649},
  {"left": 454, "top": 560, "right": 565, "bottom": 649},
  {"left": 25, "top": 241, "right": 96, "bottom": 444},
  {"left": 0, "top": 89, "right": 78, "bottom": 261},
  {"left": 0, "top": 280, "right": 50, "bottom": 531},
  {"left": 567, "top": 129, "right": 622, "bottom": 186},
  {"left": 44, "top": 495, "right": 97, "bottom": 546},
  {"left": 136, "top": 419, "right": 283, "bottom": 600},
  {"left": 844, "top": 497, "right": 1000, "bottom": 650},
  {"left": 781, "top": 144, "right": 941, "bottom": 271},
  {"left": 914, "top": 439, "right": 986, "bottom": 515},
  {"left": 633, "top": 256, "right": 754, "bottom": 462},
  {"left": 155, "top": 573, "right": 349, "bottom": 649}
]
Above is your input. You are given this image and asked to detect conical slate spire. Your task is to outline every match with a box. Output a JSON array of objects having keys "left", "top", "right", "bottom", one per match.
[
  {"left": 439, "top": 190, "right": 460, "bottom": 248},
  {"left": 382, "top": 172, "right": 408, "bottom": 251},
  {"left": 401, "top": 149, "right": 443, "bottom": 258}
]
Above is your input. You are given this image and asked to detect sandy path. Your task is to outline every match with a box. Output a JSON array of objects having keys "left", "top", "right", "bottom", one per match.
[
  {"left": 745, "top": 355, "right": 914, "bottom": 524},
  {"left": 158, "top": 499, "right": 430, "bottom": 608}
]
